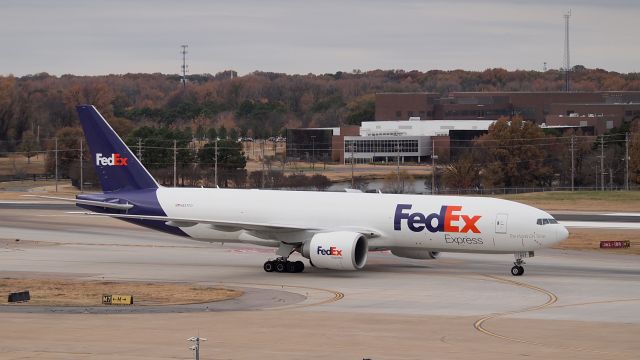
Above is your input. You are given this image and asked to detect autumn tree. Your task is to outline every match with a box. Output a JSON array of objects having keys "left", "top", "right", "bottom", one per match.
[
  {"left": 45, "top": 127, "right": 84, "bottom": 178},
  {"left": 630, "top": 132, "right": 640, "bottom": 185},
  {"left": 441, "top": 155, "right": 480, "bottom": 190},
  {"left": 475, "top": 116, "right": 553, "bottom": 189},
  {"left": 19, "top": 131, "right": 39, "bottom": 163}
]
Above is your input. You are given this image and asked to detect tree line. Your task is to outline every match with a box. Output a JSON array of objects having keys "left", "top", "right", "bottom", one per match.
[{"left": 1, "top": 67, "right": 640, "bottom": 152}]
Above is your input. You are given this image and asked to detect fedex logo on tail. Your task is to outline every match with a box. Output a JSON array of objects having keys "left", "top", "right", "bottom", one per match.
[
  {"left": 394, "top": 204, "right": 481, "bottom": 234},
  {"left": 96, "top": 153, "right": 128, "bottom": 166},
  {"left": 317, "top": 246, "right": 343, "bottom": 257}
]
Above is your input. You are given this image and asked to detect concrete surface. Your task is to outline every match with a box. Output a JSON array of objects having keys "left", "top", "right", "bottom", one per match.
[{"left": 0, "top": 206, "right": 639, "bottom": 359}]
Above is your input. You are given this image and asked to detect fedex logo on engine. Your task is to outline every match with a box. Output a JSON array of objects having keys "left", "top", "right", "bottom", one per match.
[
  {"left": 317, "top": 246, "right": 343, "bottom": 257},
  {"left": 394, "top": 204, "right": 481, "bottom": 234},
  {"left": 95, "top": 153, "right": 128, "bottom": 166}
]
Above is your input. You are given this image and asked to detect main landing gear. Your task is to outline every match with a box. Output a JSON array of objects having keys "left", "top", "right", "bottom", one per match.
[
  {"left": 263, "top": 258, "right": 305, "bottom": 273},
  {"left": 263, "top": 243, "right": 305, "bottom": 273}
]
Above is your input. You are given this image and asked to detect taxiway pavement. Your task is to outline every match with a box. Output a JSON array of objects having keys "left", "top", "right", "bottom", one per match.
[{"left": 0, "top": 205, "right": 638, "bottom": 359}]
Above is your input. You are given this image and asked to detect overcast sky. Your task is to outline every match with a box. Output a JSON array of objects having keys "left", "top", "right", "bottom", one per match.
[{"left": 1, "top": 0, "right": 638, "bottom": 76}]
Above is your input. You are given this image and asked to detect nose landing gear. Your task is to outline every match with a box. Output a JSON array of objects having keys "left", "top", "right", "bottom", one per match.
[
  {"left": 510, "top": 251, "right": 533, "bottom": 276},
  {"left": 511, "top": 251, "right": 534, "bottom": 276},
  {"left": 510, "top": 261, "right": 525, "bottom": 276}
]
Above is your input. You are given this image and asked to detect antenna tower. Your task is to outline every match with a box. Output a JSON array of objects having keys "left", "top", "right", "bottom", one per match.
[
  {"left": 181, "top": 45, "right": 189, "bottom": 88},
  {"left": 563, "top": 10, "right": 571, "bottom": 92}
]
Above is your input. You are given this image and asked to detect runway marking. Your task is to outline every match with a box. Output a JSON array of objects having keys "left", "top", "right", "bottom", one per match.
[
  {"left": 548, "top": 297, "right": 640, "bottom": 309},
  {"left": 217, "top": 281, "right": 344, "bottom": 311},
  {"left": 473, "top": 275, "right": 632, "bottom": 356}
]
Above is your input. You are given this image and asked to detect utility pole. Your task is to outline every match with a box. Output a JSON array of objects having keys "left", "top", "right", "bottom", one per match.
[
  {"left": 214, "top": 139, "right": 218, "bottom": 187},
  {"left": 625, "top": 132, "right": 630, "bottom": 191},
  {"left": 54, "top": 137, "right": 58, "bottom": 192},
  {"left": 137, "top": 138, "right": 142, "bottom": 162},
  {"left": 79, "top": 138, "right": 83, "bottom": 193},
  {"left": 261, "top": 140, "right": 265, "bottom": 188},
  {"left": 570, "top": 135, "right": 575, "bottom": 191},
  {"left": 396, "top": 139, "right": 400, "bottom": 186},
  {"left": 350, "top": 143, "right": 355, "bottom": 188},
  {"left": 188, "top": 336, "right": 207, "bottom": 360},
  {"left": 563, "top": 10, "right": 572, "bottom": 92},
  {"left": 173, "top": 140, "right": 177, "bottom": 187},
  {"left": 600, "top": 136, "right": 604, "bottom": 191},
  {"left": 180, "top": 45, "right": 188, "bottom": 89},
  {"left": 609, "top": 167, "right": 613, "bottom": 190}
]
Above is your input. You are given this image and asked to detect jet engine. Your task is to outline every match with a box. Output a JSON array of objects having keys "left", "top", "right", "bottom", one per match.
[
  {"left": 390, "top": 249, "right": 440, "bottom": 260},
  {"left": 302, "top": 231, "right": 368, "bottom": 270}
]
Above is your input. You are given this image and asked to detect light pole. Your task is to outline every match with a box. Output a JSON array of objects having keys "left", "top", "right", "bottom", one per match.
[
  {"left": 188, "top": 336, "right": 207, "bottom": 360},
  {"left": 431, "top": 140, "right": 438, "bottom": 195},
  {"left": 310, "top": 135, "right": 316, "bottom": 171},
  {"left": 79, "top": 138, "right": 83, "bottom": 193}
]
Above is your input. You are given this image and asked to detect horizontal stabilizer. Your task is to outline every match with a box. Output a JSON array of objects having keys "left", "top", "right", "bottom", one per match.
[{"left": 23, "top": 195, "right": 133, "bottom": 210}]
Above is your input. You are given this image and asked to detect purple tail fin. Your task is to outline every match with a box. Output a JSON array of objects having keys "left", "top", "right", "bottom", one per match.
[{"left": 76, "top": 105, "right": 159, "bottom": 192}]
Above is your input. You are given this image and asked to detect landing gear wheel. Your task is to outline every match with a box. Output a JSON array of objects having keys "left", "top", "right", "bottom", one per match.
[
  {"left": 295, "top": 261, "right": 305, "bottom": 273},
  {"left": 511, "top": 265, "right": 524, "bottom": 276},
  {"left": 263, "top": 261, "right": 275, "bottom": 272},
  {"left": 275, "top": 261, "right": 286, "bottom": 273},
  {"left": 286, "top": 261, "right": 297, "bottom": 273}
]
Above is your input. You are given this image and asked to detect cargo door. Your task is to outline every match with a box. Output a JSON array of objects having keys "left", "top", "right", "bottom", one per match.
[{"left": 495, "top": 214, "right": 508, "bottom": 234}]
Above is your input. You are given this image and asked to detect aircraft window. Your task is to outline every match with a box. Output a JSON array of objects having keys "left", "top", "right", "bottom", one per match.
[
  {"left": 542, "top": 219, "right": 549, "bottom": 225},
  {"left": 537, "top": 219, "right": 543, "bottom": 225},
  {"left": 548, "top": 219, "right": 558, "bottom": 224}
]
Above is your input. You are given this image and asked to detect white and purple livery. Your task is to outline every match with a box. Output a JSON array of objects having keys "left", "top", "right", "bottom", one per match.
[{"left": 47, "top": 105, "right": 569, "bottom": 276}]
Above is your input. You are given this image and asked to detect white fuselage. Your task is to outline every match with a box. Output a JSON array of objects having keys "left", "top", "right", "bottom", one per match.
[{"left": 155, "top": 188, "right": 566, "bottom": 253}]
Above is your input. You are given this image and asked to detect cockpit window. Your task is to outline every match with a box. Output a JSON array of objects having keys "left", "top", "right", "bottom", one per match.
[{"left": 537, "top": 218, "right": 558, "bottom": 225}]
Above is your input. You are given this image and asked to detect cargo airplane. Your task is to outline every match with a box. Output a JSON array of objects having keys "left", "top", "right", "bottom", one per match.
[{"left": 37, "top": 105, "right": 569, "bottom": 276}]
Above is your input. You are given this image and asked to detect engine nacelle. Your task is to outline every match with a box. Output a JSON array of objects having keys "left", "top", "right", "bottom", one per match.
[
  {"left": 390, "top": 249, "right": 440, "bottom": 260},
  {"left": 302, "top": 231, "right": 368, "bottom": 270}
]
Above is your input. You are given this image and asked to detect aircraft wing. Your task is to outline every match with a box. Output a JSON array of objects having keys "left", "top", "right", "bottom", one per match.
[{"left": 70, "top": 211, "right": 381, "bottom": 239}]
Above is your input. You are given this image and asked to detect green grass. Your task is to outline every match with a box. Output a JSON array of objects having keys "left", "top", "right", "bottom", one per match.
[{"left": 498, "top": 191, "right": 640, "bottom": 202}]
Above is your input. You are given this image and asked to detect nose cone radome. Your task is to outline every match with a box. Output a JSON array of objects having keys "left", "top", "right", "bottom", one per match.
[{"left": 558, "top": 225, "right": 569, "bottom": 242}]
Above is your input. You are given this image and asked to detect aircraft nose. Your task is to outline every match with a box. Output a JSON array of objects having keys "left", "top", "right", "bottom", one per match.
[{"left": 557, "top": 225, "right": 569, "bottom": 242}]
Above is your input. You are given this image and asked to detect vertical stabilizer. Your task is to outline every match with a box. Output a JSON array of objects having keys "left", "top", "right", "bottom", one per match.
[{"left": 76, "top": 105, "right": 159, "bottom": 192}]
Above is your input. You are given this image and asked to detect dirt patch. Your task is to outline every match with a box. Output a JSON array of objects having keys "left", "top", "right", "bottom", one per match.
[
  {"left": 0, "top": 279, "right": 241, "bottom": 306},
  {"left": 554, "top": 228, "right": 640, "bottom": 255}
]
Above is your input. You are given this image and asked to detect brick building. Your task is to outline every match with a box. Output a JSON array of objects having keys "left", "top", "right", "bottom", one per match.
[{"left": 375, "top": 91, "right": 640, "bottom": 135}]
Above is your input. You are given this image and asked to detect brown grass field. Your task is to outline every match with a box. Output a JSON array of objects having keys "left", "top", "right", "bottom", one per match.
[
  {"left": 0, "top": 154, "right": 46, "bottom": 176},
  {"left": 0, "top": 278, "right": 241, "bottom": 306},
  {"left": 554, "top": 228, "right": 640, "bottom": 255}
]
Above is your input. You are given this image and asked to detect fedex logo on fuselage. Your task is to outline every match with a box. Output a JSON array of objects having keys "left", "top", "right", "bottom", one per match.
[
  {"left": 95, "top": 153, "right": 128, "bottom": 166},
  {"left": 317, "top": 246, "right": 343, "bottom": 257},
  {"left": 394, "top": 204, "right": 481, "bottom": 234}
]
